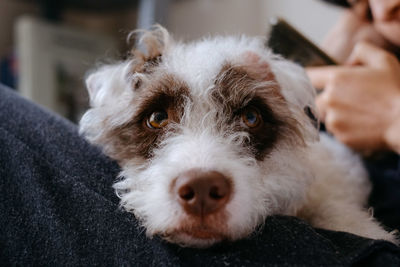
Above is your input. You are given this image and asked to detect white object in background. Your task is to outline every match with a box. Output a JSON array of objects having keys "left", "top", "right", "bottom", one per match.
[{"left": 16, "top": 16, "right": 117, "bottom": 121}]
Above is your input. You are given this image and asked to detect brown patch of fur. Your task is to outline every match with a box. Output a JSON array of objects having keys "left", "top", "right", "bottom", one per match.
[
  {"left": 213, "top": 64, "right": 304, "bottom": 160},
  {"left": 104, "top": 74, "right": 190, "bottom": 163},
  {"left": 240, "top": 51, "right": 276, "bottom": 82}
]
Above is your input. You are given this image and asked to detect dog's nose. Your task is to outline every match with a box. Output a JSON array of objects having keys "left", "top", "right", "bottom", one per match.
[{"left": 174, "top": 170, "right": 231, "bottom": 217}]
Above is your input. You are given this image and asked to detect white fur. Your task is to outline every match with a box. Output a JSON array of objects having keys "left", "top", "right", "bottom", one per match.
[{"left": 80, "top": 27, "right": 396, "bottom": 247}]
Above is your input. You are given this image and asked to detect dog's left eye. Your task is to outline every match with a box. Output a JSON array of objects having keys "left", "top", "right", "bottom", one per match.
[
  {"left": 241, "top": 107, "right": 262, "bottom": 128},
  {"left": 147, "top": 110, "right": 169, "bottom": 129}
]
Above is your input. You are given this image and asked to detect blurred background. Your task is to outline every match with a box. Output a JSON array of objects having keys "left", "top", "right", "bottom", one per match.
[{"left": 0, "top": 0, "right": 343, "bottom": 123}]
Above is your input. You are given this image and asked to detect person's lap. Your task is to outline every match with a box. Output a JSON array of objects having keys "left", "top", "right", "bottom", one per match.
[{"left": 0, "top": 84, "right": 399, "bottom": 266}]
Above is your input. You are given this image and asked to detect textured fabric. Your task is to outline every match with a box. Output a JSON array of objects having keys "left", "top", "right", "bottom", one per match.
[
  {"left": 366, "top": 153, "right": 400, "bottom": 230},
  {"left": 0, "top": 84, "right": 399, "bottom": 266}
]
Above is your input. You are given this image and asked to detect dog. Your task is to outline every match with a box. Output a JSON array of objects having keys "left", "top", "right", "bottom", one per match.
[{"left": 80, "top": 26, "right": 396, "bottom": 247}]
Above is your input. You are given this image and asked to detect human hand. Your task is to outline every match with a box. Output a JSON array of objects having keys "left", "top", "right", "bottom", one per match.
[
  {"left": 321, "top": 0, "right": 394, "bottom": 64},
  {"left": 307, "top": 42, "right": 400, "bottom": 153}
]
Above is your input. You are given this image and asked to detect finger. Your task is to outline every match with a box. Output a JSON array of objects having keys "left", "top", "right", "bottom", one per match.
[
  {"left": 315, "top": 93, "right": 328, "bottom": 122},
  {"left": 347, "top": 41, "right": 396, "bottom": 68},
  {"left": 352, "top": 0, "right": 370, "bottom": 20},
  {"left": 324, "top": 110, "right": 341, "bottom": 136},
  {"left": 306, "top": 66, "right": 340, "bottom": 90}
]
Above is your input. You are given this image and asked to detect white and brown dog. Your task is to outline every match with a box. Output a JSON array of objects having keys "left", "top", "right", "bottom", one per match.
[{"left": 80, "top": 26, "right": 396, "bottom": 247}]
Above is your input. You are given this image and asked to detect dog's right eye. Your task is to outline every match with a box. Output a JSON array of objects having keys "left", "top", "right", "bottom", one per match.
[
  {"left": 241, "top": 107, "right": 262, "bottom": 128},
  {"left": 146, "top": 111, "right": 169, "bottom": 129}
]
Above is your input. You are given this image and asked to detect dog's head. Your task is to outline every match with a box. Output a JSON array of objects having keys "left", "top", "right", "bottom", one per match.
[{"left": 80, "top": 26, "right": 319, "bottom": 247}]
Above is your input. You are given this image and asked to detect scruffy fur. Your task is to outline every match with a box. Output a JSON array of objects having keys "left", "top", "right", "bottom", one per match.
[{"left": 80, "top": 26, "right": 397, "bottom": 247}]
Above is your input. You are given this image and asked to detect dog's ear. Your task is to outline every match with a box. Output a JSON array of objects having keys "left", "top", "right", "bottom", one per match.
[
  {"left": 85, "top": 63, "right": 131, "bottom": 107},
  {"left": 85, "top": 26, "right": 172, "bottom": 107},
  {"left": 85, "top": 66, "right": 107, "bottom": 105},
  {"left": 129, "top": 25, "right": 171, "bottom": 74}
]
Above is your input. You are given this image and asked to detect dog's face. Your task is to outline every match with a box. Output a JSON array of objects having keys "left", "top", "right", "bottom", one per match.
[{"left": 80, "top": 27, "right": 319, "bottom": 247}]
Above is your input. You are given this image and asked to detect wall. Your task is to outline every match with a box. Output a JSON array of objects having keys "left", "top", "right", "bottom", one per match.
[
  {"left": 0, "top": 0, "right": 39, "bottom": 58},
  {"left": 167, "top": 0, "right": 344, "bottom": 45},
  {"left": 261, "top": 0, "right": 344, "bottom": 44}
]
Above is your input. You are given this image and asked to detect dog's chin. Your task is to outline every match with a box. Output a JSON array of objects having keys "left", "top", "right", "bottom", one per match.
[{"left": 162, "top": 227, "right": 231, "bottom": 248}]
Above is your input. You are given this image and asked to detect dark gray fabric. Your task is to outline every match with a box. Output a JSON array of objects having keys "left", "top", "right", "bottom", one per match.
[{"left": 0, "top": 84, "right": 399, "bottom": 266}]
